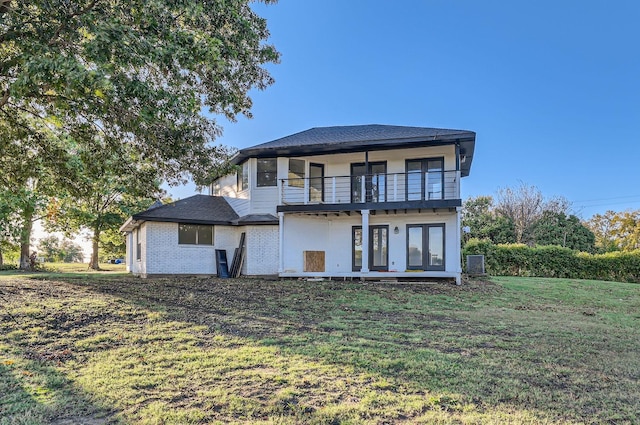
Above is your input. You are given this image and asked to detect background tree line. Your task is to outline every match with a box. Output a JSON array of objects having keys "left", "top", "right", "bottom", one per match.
[{"left": 463, "top": 183, "right": 640, "bottom": 254}]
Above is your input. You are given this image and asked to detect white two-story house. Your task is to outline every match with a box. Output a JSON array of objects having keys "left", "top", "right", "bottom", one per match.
[{"left": 121, "top": 124, "right": 476, "bottom": 283}]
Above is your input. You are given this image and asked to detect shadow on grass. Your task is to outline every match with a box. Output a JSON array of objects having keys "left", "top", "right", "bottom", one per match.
[
  {"left": 0, "top": 349, "right": 119, "bottom": 424},
  {"left": 5, "top": 274, "right": 640, "bottom": 423}
]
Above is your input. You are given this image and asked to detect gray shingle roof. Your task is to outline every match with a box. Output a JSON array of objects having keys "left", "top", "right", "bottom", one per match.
[
  {"left": 232, "top": 214, "right": 279, "bottom": 225},
  {"left": 233, "top": 124, "right": 476, "bottom": 176},
  {"left": 250, "top": 125, "right": 472, "bottom": 150},
  {"left": 132, "top": 194, "right": 239, "bottom": 225}
]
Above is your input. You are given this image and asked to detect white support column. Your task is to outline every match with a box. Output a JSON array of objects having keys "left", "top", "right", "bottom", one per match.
[
  {"left": 304, "top": 178, "right": 309, "bottom": 204},
  {"left": 332, "top": 177, "right": 336, "bottom": 203},
  {"left": 126, "top": 232, "right": 133, "bottom": 272},
  {"left": 278, "top": 212, "right": 284, "bottom": 274},
  {"left": 455, "top": 207, "right": 462, "bottom": 285},
  {"left": 393, "top": 174, "right": 398, "bottom": 201},
  {"left": 360, "top": 177, "right": 366, "bottom": 203},
  {"left": 361, "top": 210, "right": 370, "bottom": 273}
]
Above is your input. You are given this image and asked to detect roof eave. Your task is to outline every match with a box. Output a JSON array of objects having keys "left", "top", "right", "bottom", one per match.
[
  {"left": 119, "top": 216, "right": 142, "bottom": 232},
  {"left": 232, "top": 133, "right": 475, "bottom": 164},
  {"left": 130, "top": 215, "right": 234, "bottom": 226}
]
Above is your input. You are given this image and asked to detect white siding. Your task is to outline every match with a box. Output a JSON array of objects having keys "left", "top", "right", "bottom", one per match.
[{"left": 225, "top": 196, "right": 250, "bottom": 217}]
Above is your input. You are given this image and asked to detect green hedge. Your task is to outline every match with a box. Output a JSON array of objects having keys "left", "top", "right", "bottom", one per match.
[{"left": 463, "top": 238, "right": 640, "bottom": 283}]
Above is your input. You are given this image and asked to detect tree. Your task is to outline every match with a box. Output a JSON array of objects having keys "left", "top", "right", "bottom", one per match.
[
  {"left": 0, "top": 114, "right": 73, "bottom": 269},
  {"left": 495, "top": 183, "right": 545, "bottom": 244},
  {"left": 38, "top": 235, "right": 62, "bottom": 262},
  {"left": 531, "top": 211, "right": 596, "bottom": 253},
  {"left": 99, "top": 228, "right": 127, "bottom": 262},
  {"left": 37, "top": 235, "right": 84, "bottom": 262},
  {"left": 461, "top": 196, "right": 515, "bottom": 244},
  {"left": 58, "top": 239, "right": 84, "bottom": 263},
  {"left": 1, "top": 0, "right": 278, "bottom": 269},
  {"left": 495, "top": 183, "right": 571, "bottom": 245},
  {"left": 586, "top": 210, "right": 640, "bottom": 252}
]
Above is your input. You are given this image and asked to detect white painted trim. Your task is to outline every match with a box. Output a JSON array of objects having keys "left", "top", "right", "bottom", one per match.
[
  {"left": 278, "top": 271, "right": 460, "bottom": 279},
  {"left": 278, "top": 212, "right": 284, "bottom": 273},
  {"left": 361, "top": 210, "right": 370, "bottom": 273}
]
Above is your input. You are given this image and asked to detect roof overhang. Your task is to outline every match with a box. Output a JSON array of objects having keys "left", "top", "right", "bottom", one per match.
[
  {"left": 231, "top": 133, "right": 476, "bottom": 177},
  {"left": 119, "top": 217, "right": 138, "bottom": 232}
]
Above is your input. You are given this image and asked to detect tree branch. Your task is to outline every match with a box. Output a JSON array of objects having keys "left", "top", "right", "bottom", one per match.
[
  {"left": 48, "top": 0, "right": 100, "bottom": 47},
  {"left": 0, "top": 90, "right": 9, "bottom": 109}
]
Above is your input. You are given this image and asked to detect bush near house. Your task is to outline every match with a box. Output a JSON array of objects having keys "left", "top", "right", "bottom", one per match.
[{"left": 463, "top": 238, "right": 640, "bottom": 283}]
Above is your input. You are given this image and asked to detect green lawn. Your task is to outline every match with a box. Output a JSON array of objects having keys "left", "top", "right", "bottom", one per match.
[{"left": 0, "top": 274, "right": 639, "bottom": 424}]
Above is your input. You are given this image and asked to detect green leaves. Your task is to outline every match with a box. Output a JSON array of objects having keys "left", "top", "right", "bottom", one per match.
[{"left": 1, "top": 0, "right": 277, "bottom": 185}]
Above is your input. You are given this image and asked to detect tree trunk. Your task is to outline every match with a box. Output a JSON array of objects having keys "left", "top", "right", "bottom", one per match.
[
  {"left": 89, "top": 230, "right": 100, "bottom": 270},
  {"left": 0, "top": 249, "right": 3, "bottom": 266},
  {"left": 18, "top": 205, "right": 34, "bottom": 270}
]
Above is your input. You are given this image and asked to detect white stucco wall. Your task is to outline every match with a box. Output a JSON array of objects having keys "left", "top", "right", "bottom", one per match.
[{"left": 281, "top": 211, "right": 460, "bottom": 277}]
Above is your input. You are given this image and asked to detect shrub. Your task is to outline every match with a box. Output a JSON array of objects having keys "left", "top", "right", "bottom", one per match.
[{"left": 462, "top": 240, "right": 640, "bottom": 283}]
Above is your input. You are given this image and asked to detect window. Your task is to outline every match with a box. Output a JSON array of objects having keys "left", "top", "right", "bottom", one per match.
[
  {"left": 353, "top": 227, "right": 363, "bottom": 271},
  {"left": 406, "top": 224, "right": 445, "bottom": 271},
  {"left": 136, "top": 229, "right": 141, "bottom": 260},
  {"left": 288, "top": 159, "right": 305, "bottom": 188},
  {"left": 405, "top": 158, "right": 444, "bottom": 201},
  {"left": 309, "top": 163, "right": 324, "bottom": 202},
  {"left": 211, "top": 179, "right": 221, "bottom": 196},
  {"left": 179, "top": 224, "right": 214, "bottom": 245},
  {"left": 257, "top": 158, "right": 277, "bottom": 187},
  {"left": 237, "top": 161, "right": 249, "bottom": 191}
]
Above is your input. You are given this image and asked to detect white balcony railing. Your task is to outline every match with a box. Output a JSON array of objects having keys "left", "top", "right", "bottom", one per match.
[{"left": 279, "top": 170, "right": 460, "bottom": 205}]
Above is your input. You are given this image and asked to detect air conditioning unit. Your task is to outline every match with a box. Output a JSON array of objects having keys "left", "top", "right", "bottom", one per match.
[{"left": 466, "top": 255, "right": 485, "bottom": 275}]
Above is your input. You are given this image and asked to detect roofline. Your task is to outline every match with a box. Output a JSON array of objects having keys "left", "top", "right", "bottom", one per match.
[
  {"left": 231, "top": 132, "right": 476, "bottom": 177},
  {"left": 234, "top": 133, "right": 473, "bottom": 162},
  {"left": 130, "top": 215, "right": 234, "bottom": 226}
]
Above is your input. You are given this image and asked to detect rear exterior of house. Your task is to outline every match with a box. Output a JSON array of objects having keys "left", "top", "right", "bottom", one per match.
[{"left": 122, "top": 124, "right": 476, "bottom": 283}]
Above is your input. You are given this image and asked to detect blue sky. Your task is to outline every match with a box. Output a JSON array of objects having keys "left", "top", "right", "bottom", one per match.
[{"left": 169, "top": 0, "right": 640, "bottom": 218}]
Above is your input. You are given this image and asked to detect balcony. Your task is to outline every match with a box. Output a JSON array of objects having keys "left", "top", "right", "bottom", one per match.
[{"left": 277, "top": 170, "right": 461, "bottom": 213}]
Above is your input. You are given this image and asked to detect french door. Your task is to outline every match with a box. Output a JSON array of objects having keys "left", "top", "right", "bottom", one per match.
[
  {"left": 406, "top": 224, "right": 445, "bottom": 271},
  {"left": 351, "top": 162, "right": 387, "bottom": 203},
  {"left": 352, "top": 225, "right": 389, "bottom": 271},
  {"left": 406, "top": 158, "right": 444, "bottom": 201}
]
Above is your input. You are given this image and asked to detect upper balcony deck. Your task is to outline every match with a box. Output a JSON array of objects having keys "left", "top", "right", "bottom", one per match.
[{"left": 277, "top": 170, "right": 461, "bottom": 214}]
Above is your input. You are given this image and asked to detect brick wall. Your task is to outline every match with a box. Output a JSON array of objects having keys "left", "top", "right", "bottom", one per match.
[
  {"left": 144, "top": 222, "right": 239, "bottom": 275},
  {"left": 245, "top": 225, "right": 279, "bottom": 275}
]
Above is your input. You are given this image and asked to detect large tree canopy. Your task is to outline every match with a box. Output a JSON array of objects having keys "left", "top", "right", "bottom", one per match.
[
  {"left": 0, "top": 0, "right": 278, "bottom": 184},
  {"left": 0, "top": 0, "right": 278, "bottom": 268}
]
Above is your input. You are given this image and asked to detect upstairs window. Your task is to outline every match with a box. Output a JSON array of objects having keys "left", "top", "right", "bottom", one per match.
[
  {"left": 179, "top": 224, "right": 214, "bottom": 245},
  {"left": 288, "top": 159, "right": 305, "bottom": 188},
  {"left": 237, "top": 161, "right": 249, "bottom": 191},
  {"left": 257, "top": 158, "right": 277, "bottom": 187}
]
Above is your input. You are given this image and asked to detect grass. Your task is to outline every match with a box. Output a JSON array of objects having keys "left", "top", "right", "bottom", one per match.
[{"left": 0, "top": 273, "right": 639, "bottom": 424}]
